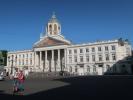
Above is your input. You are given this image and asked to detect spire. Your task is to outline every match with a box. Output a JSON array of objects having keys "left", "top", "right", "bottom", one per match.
[
  {"left": 40, "top": 26, "right": 44, "bottom": 40},
  {"left": 52, "top": 12, "right": 56, "bottom": 19}
]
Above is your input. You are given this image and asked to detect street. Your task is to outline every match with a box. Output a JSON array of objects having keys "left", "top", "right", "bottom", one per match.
[{"left": 0, "top": 75, "right": 133, "bottom": 99}]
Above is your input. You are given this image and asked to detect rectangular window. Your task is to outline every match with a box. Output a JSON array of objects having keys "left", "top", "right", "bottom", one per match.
[
  {"left": 92, "top": 55, "right": 95, "bottom": 62},
  {"left": 105, "top": 54, "right": 109, "bottom": 61},
  {"left": 30, "top": 59, "right": 32, "bottom": 65},
  {"left": 22, "top": 59, "right": 24, "bottom": 65},
  {"left": 23, "top": 54, "right": 25, "bottom": 58},
  {"left": 69, "top": 56, "right": 72, "bottom": 63},
  {"left": 26, "top": 54, "right": 28, "bottom": 58},
  {"left": 74, "top": 56, "right": 77, "bottom": 62},
  {"left": 19, "top": 55, "right": 21, "bottom": 58},
  {"left": 30, "top": 53, "right": 32, "bottom": 58},
  {"left": 26, "top": 59, "right": 28, "bottom": 65},
  {"left": 92, "top": 47, "right": 95, "bottom": 52},
  {"left": 112, "top": 54, "right": 116, "bottom": 60},
  {"left": 99, "top": 55, "right": 102, "bottom": 61},
  {"left": 86, "top": 55, "right": 89, "bottom": 62},
  {"left": 19, "top": 60, "right": 21, "bottom": 65},
  {"left": 112, "top": 45, "right": 116, "bottom": 50},
  {"left": 80, "top": 49, "right": 83, "bottom": 53},
  {"left": 74, "top": 49, "right": 77, "bottom": 54},
  {"left": 86, "top": 48, "right": 89, "bottom": 53},
  {"left": 80, "top": 56, "right": 83, "bottom": 62},
  {"left": 98, "top": 47, "right": 102, "bottom": 51},
  {"left": 105, "top": 46, "right": 109, "bottom": 51}
]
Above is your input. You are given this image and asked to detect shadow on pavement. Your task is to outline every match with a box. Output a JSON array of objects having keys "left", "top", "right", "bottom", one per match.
[{"left": 0, "top": 76, "right": 133, "bottom": 99}]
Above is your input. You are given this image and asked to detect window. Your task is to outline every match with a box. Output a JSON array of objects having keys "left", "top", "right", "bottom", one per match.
[
  {"left": 105, "top": 54, "right": 109, "bottom": 61},
  {"left": 23, "top": 54, "right": 25, "bottom": 58},
  {"left": 99, "top": 55, "right": 102, "bottom": 61},
  {"left": 92, "top": 47, "right": 95, "bottom": 52},
  {"left": 19, "top": 55, "right": 21, "bottom": 58},
  {"left": 106, "top": 65, "right": 110, "bottom": 71},
  {"left": 26, "top": 54, "right": 28, "bottom": 58},
  {"left": 80, "top": 49, "right": 83, "bottom": 53},
  {"left": 69, "top": 50, "right": 72, "bottom": 54},
  {"left": 112, "top": 54, "right": 116, "bottom": 60},
  {"left": 74, "top": 56, "right": 77, "bottom": 62},
  {"left": 30, "top": 53, "right": 32, "bottom": 58},
  {"left": 69, "top": 56, "right": 72, "bottom": 63},
  {"left": 22, "top": 59, "right": 24, "bottom": 65},
  {"left": 86, "top": 48, "right": 89, "bottom": 53},
  {"left": 54, "top": 24, "right": 57, "bottom": 31},
  {"left": 69, "top": 66, "right": 72, "bottom": 72},
  {"left": 112, "top": 45, "right": 116, "bottom": 50},
  {"left": 80, "top": 56, "right": 83, "bottom": 62},
  {"left": 105, "top": 46, "right": 109, "bottom": 51},
  {"left": 75, "top": 66, "right": 78, "bottom": 72},
  {"left": 26, "top": 59, "right": 28, "bottom": 65},
  {"left": 30, "top": 59, "right": 32, "bottom": 65},
  {"left": 87, "top": 66, "right": 90, "bottom": 72},
  {"left": 98, "top": 47, "right": 102, "bottom": 51},
  {"left": 19, "top": 60, "right": 21, "bottom": 65},
  {"left": 74, "top": 49, "right": 77, "bottom": 54},
  {"left": 86, "top": 55, "right": 89, "bottom": 62},
  {"left": 93, "top": 66, "right": 96, "bottom": 72},
  {"left": 49, "top": 24, "right": 52, "bottom": 31},
  {"left": 92, "top": 55, "right": 95, "bottom": 62}
]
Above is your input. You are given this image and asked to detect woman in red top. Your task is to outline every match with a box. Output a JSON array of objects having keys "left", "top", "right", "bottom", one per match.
[{"left": 18, "top": 70, "right": 25, "bottom": 92}]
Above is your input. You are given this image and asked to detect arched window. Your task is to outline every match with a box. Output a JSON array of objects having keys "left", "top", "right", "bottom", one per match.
[
  {"left": 49, "top": 24, "right": 52, "bottom": 34},
  {"left": 54, "top": 24, "right": 57, "bottom": 31}
]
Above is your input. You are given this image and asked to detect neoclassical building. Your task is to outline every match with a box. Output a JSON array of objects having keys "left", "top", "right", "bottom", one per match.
[{"left": 7, "top": 13, "right": 132, "bottom": 75}]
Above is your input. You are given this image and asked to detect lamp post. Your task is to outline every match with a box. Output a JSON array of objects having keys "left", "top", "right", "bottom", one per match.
[{"left": 11, "top": 55, "right": 13, "bottom": 75}]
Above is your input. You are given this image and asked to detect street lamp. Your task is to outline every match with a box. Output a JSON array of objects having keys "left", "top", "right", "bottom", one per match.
[{"left": 11, "top": 55, "right": 14, "bottom": 75}]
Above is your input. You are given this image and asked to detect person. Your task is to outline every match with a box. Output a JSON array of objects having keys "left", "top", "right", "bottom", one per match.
[
  {"left": 12, "top": 68, "right": 19, "bottom": 93},
  {"left": 18, "top": 70, "right": 25, "bottom": 94}
]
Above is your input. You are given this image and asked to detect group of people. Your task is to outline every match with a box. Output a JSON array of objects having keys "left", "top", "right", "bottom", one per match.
[{"left": 12, "top": 68, "right": 25, "bottom": 94}]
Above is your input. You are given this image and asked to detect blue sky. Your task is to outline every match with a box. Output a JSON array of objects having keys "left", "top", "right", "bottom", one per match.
[{"left": 0, "top": 0, "right": 133, "bottom": 51}]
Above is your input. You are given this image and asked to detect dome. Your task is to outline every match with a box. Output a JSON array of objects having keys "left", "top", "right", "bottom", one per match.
[{"left": 48, "top": 12, "right": 60, "bottom": 24}]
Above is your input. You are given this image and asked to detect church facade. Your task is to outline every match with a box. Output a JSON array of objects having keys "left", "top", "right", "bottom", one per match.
[{"left": 7, "top": 14, "right": 132, "bottom": 75}]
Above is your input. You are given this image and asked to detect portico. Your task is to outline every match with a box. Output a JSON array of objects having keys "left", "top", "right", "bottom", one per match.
[{"left": 34, "top": 49, "right": 66, "bottom": 72}]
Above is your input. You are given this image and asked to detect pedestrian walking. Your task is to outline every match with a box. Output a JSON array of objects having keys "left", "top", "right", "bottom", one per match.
[
  {"left": 18, "top": 70, "right": 25, "bottom": 95},
  {"left": 12, "top": 68, "right": 19, "bottom": 94}
]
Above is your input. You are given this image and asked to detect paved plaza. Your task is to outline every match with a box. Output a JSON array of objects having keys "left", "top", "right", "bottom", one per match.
[{"left": 0, "top": 75, "right": 133, "bottom": 99}]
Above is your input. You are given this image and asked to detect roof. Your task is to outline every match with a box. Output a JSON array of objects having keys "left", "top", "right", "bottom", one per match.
[
  {"left": 33, "top": 37, "right": 70, "bottom": 48},
  {"left": 48, "top": 13, "right": 60, "bottom": 24}
]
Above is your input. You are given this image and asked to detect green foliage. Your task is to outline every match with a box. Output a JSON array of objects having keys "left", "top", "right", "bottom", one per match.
[{"left": 0, "top": 50, "right": 7, "bottom": 66}]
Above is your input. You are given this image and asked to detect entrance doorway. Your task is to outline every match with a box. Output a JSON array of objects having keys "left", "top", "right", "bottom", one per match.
[
  {"left": 78, "top": 65, "right": 84, "bottom": 75},
  {"left": 98, "top": 64, "right": 103, "bottom": 75}
]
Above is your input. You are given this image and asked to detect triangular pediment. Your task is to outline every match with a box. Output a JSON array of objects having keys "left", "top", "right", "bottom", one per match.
[{"left": 33, "top": 37, "right": 70, "bottom": 48}]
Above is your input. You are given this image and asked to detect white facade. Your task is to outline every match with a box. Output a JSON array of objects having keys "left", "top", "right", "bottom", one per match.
[{"left": 7, "top": 13, "right": 132, "bottom": 75}]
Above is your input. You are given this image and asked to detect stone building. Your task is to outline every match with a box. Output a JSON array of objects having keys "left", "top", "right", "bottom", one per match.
[{"left": 7, "top": 13, "right": 132, "bottom": 75}]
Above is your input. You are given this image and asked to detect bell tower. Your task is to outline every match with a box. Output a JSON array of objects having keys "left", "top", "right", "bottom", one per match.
[{"left": 46, "top": 12, "right": 61, "bottom": 36}]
